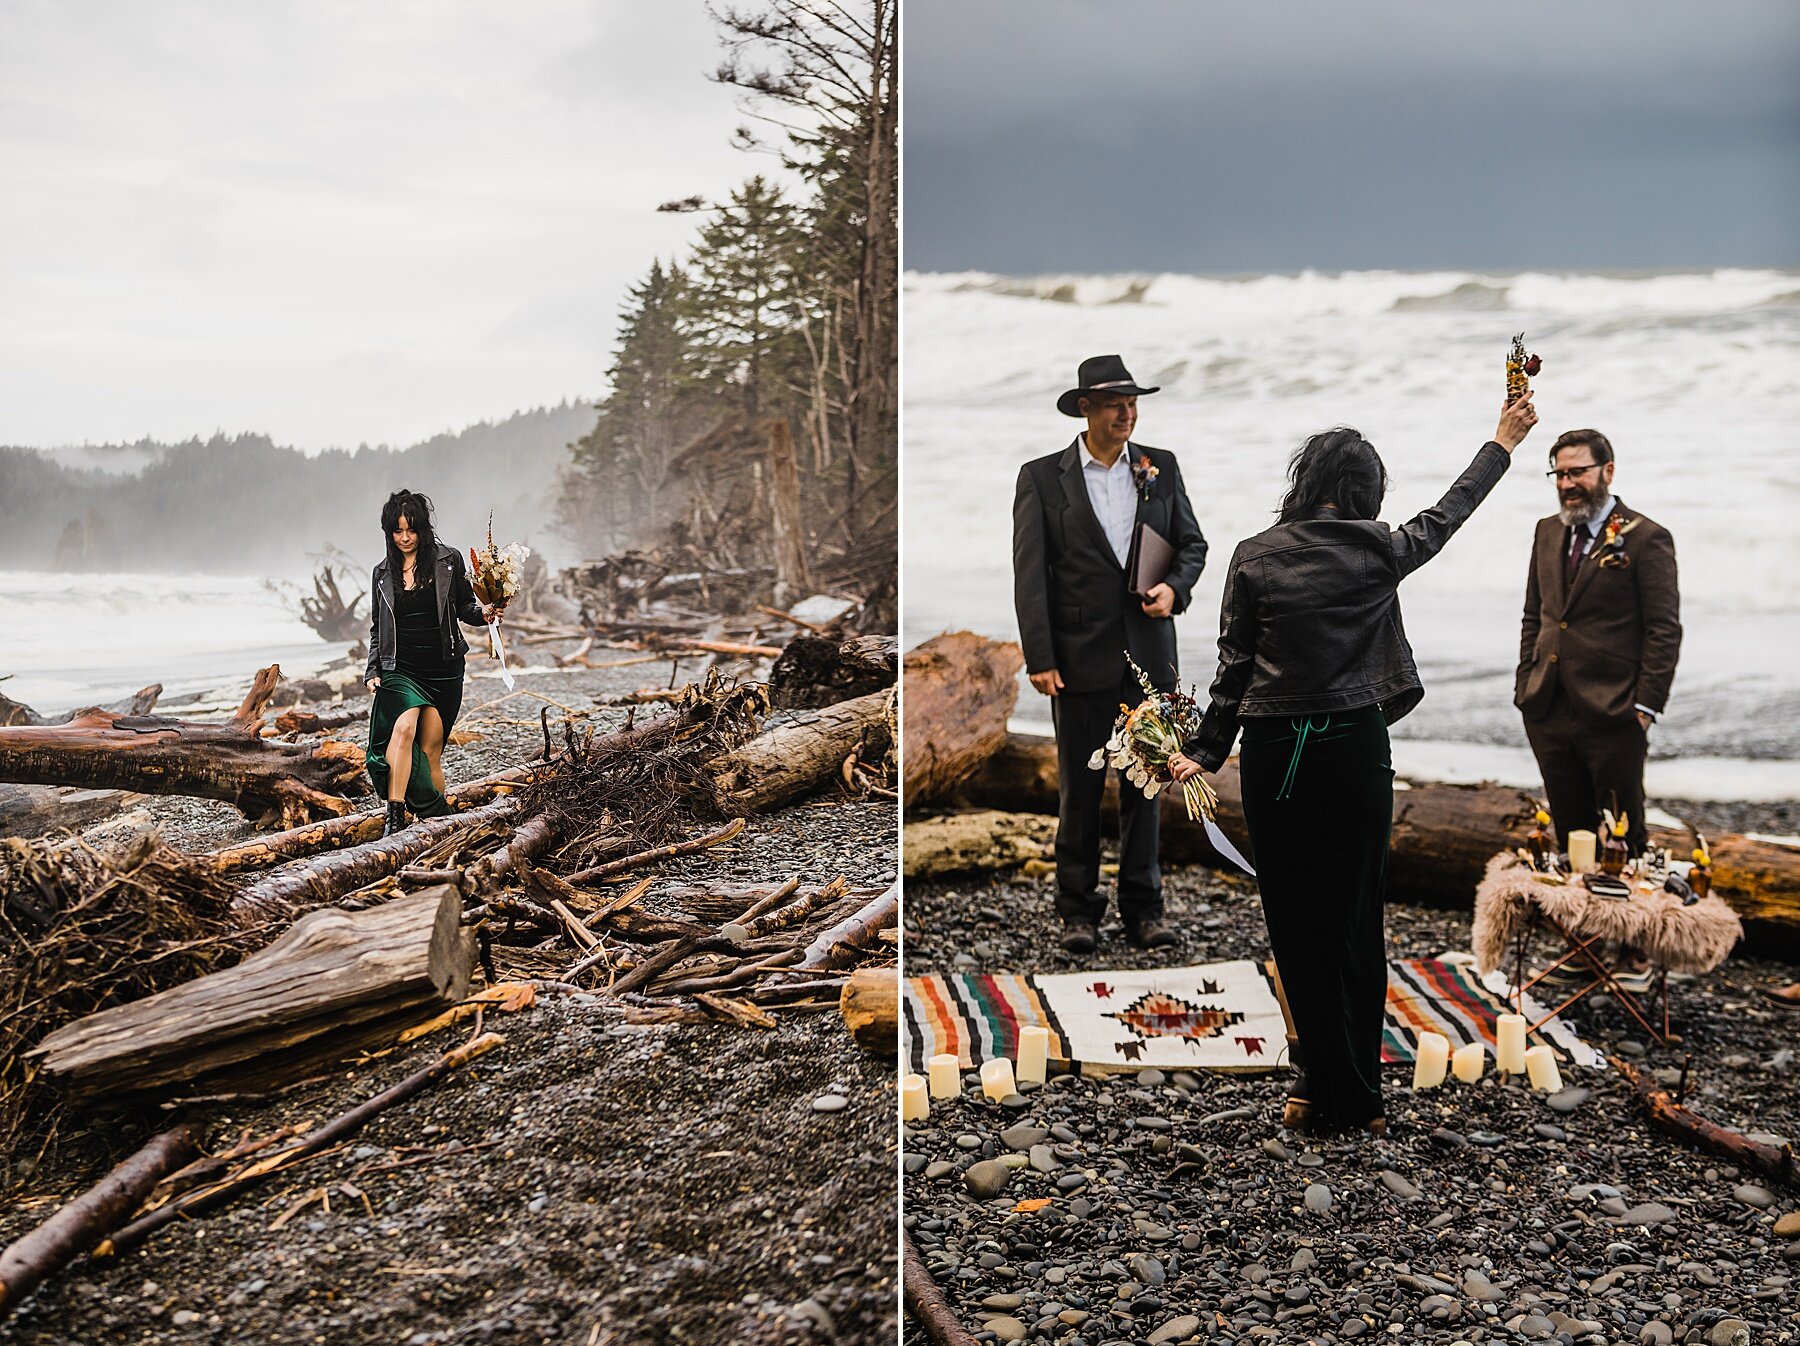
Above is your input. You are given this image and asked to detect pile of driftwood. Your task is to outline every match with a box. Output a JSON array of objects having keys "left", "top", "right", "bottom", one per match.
[
  {"left": 0, "top": 641, "right": 898, "bottom": 1311},
  {"left": 903, "top": 631, "right": 1800, "bottom": 958}
]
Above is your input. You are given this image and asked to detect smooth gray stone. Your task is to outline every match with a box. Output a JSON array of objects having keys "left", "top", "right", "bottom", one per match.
[
  {"left": 1303, "top": 1183, "right": 1332, "bottom": 1214},
  {"left": 983, "top": 1314, "right": 1026, "bottom": 1342},
  {"left": 1001, "top": 1124, "right": 1050, "bottom": 1151},
  {"left": 924, "top": 1161, "right": 954, "bottom": 1180},
  {"left": 981, "top": 1293, "right": 1024, "bottom": 1310},
  {"left": 1029, "top": 1144, "right": 1062, "bottom": 1174},
  {"left": 1261, "top": 1138, "right": 1293, "bottom": 1161},
  {"left": 1378, "top": 1170, "right": 1421, "bottom": 1201},
  {"left": 1733, "top": 1184, "right": 1776, "bottom": 1209},
  {"left": 1620, "top": 1201, "right": 1677, "bottom": 1225},
  {"left": 1200, "top": 1108, "right": 1257, "bottom": 1125},
  {"left": 811, "top": 1094, "right": 847, "bottom": 1112},
  {"left": 964, "top": 1159, "right": 1011, "bottom": 1200},
  {"left": 1147, "top": 1315, "right": 1202, "bottom": 1345},
  {"left": 1546, "top": 1086, "right": 1591, "bottom": 1113}
]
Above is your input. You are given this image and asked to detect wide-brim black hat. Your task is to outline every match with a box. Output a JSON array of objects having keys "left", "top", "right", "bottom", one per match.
[{"left": 1057, "top": 354, "right": 1160, "bottom": 418}]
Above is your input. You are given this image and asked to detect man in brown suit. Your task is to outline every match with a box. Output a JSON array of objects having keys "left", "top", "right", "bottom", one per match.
[{"left": 1516, "top": 428, "right": 1681, "bottom": 855}]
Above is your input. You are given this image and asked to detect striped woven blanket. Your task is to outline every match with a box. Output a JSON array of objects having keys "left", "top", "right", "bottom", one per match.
[{"left": 903, "top": 956, "right": 1595, "bottom": 1074}]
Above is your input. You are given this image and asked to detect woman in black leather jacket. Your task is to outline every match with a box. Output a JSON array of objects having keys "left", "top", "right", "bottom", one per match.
[
  {"left": 1171, "top": 396, "right": 1536, "bottom": 1134},
  {"left": 364, "top": 490, "right": 492, "bottom": 835}
]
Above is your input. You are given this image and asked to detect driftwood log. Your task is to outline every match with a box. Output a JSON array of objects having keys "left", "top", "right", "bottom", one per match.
[
  {"left": 0, "top": 667, "right": 365, "bottom": 828},
  {"left": 0, "top": 683, "right": 161, "bottom": 729},
  {"left": 704, "top": 689, "right": 894, "bottom": 817},
  {"left": 839, "top": 966, "right": 898, "bottom": 1056},
  {"left": 769, "top": 634, "right": 898, "bottom": 709},
  {"left": 29, "top": 889, "right": 473, "bottom": 1100},
  {"left": 793, "top": 883, "right": 898, "bottom": 973},
  {"left": 904, "top": 810, "right": 1055, "bottom": 878},
  {"left": 274, "top": 705, "right": 370, "bottom": 737},
  {"left": 233, "top": 796, "right": 524, "bottom": 912},
  {"left": 954, "top": 731, "right": 1800, "bottom": 955},
  {"left": 0, "top": 1124, "right": 201, "bottom": 1313},
  {"left": 0, "top": 786, "right": 142, "bottom": 841},
  {"left": 903, "top": 633, "right": 1023, "bottom": 811},
  {"left": 205, "top": 764, "right": 540, "bottom": 876}
]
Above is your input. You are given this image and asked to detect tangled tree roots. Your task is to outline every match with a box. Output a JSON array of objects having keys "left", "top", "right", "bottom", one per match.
[
  {"left": 0, "top": 831, "right": 277, "bottom": 1188},
  {"left": 526, "top": 671, "right": 770, "bottom": 867}
]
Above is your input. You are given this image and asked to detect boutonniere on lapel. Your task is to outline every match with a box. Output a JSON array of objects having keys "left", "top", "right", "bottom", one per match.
[
  {"left": 1130, "top": 454, "right": 1159, "bottom": 500},
  {"left": 1595, "top": 514, "right": 1641, "bottom": 569}
]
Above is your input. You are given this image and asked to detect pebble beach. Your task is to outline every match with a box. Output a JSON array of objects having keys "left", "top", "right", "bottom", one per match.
[{"left": 903, "top": 864, "right": 1800, "bottom": 1346}]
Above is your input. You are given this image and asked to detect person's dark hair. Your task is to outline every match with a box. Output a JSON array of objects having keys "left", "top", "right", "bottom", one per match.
[
  {"left": 1279, "top": 428, "right": 1388, "bottom": 523},
  {"left": 1548, "top": 428, "right": 1614, "bottom": 467},
  {"left": 381, "top": 489, "right": 439, "bottom": 589}
]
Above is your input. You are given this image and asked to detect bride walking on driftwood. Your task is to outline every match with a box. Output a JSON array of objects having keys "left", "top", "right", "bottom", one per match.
[{"left": 363, "top": 490, "right": 495, "bottom": 835}]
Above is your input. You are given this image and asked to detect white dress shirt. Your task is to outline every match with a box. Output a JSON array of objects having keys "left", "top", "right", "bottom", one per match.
[{"left": 1080, "top": 434, "right": 1138, "bottom": 567}]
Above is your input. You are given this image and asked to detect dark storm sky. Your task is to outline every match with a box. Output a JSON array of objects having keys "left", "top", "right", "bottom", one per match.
[{"left": 903, "top": 0, "right": 1800, "bottom": 273}]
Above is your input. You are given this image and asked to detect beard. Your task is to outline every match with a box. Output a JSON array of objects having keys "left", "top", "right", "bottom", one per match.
[{"left": 1558, "top": 487, "right": 1610, "bottom": 529}]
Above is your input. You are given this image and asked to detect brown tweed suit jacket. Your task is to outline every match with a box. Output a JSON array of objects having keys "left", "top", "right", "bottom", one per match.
[{"left": 1515, "top": 498, "right": 1682, "bottom": 725}]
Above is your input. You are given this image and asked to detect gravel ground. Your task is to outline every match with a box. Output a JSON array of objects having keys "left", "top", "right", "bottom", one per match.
[
  {"left": 2, "top": 648, "right": 900, "bottom": 1345},
  {"left": 903, "top": 858, "right": 1800, "bottom": 1346}
]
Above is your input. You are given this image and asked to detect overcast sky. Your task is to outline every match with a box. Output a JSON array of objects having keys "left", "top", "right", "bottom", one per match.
[
  {"left": 0, "top": 0, "right": 779, "bottom": 450},
  {"left": 904, "top": 0, "right": 1800, "bottom": 275}
]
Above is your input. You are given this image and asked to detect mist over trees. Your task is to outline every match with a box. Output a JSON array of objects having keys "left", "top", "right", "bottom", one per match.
[
  {"left": 556, "top": 0, "right": 897, "bottom": 581},
  {"left": 0, "top": 403, "right": 597, "bottom": 577}
]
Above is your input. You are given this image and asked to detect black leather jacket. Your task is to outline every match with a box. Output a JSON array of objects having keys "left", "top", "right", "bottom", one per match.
[
  {"left": 365, "top": 542, "right": 486, "bottom": 682},
  {"left": 1187, "top": 441, "right": 1512, "bottom": 770}
]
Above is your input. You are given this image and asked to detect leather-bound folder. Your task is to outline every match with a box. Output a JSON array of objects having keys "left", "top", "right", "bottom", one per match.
[{"left": 1126, "top": 521, "right": 1175, "bottom": 598}]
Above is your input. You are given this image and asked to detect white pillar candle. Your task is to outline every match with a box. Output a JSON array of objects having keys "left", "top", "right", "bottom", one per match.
[
  {"left": 1495, "top": 1014, "right": 1528, "bottom": 1075},
  {"left": 1451, "top": 1042, "right": 1486, "bottom": 1084},
  {"left": 1015, "top": 1026, "right": 1050, "bottom": 1087},
  {"left": 1411, "top": 1031, "right": 1450, "bottom": 1089},
  {"left": 927, "top": 1053, "right": 961, "bottom": 1100},
  {"left": 902, "top": 1073, "right": 930, "bottom": 1122},
  {"left": 1524, "top": 1045, "right": 1563, "bottom": 1093},
  {"left": 1567, "top": 829, "right": 1597, "bottom": 873},
  {"left": 979, "top": 1056, "right": 1016, "bottom": 1102}
]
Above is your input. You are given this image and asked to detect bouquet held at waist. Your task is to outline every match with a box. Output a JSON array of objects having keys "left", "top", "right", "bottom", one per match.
[
  {"left": 1086, "top": 656, "right": 1255, "bottom": 875},
  {"left": 469, "top": 516, "right": 530, "bottom": 691}
]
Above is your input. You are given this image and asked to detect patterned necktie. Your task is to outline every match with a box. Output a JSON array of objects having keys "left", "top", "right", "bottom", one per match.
[{"left": 1566, "top": 525, "right": 1589, "bottom": 581}]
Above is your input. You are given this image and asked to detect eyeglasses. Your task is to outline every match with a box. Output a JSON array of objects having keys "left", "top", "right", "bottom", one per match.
[{"left": 1546, "top": 463, "right": 1604, "bottom": 482}]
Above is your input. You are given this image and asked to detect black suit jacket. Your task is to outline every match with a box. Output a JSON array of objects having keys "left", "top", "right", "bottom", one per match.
[{"left": 1013, "top": 438, "right": 1208, "bottom": 694}]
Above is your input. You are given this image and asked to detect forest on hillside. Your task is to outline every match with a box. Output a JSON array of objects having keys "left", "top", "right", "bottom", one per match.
[{"left": 0, "top": 404, "right": 596, "bottom": 576}]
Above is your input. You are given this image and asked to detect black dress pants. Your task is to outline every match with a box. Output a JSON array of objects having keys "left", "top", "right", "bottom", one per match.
[
  {"left": 1522, "top": 685, "right": 1650, "bottom": 855},
  {"left": 1239, "top": 707, "right": 1392, "bottom": 1127},
  {"left": 1051, "top": 674, "right": 1162, "bottom": 927}
]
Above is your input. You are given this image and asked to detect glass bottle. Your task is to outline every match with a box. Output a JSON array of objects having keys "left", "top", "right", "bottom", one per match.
[
  {"left": 1526, "top": 808, "right": 1553, "bottom": 870},
  {"left": 1600, "top": 812, "right": 1629, "bottom": 877}
]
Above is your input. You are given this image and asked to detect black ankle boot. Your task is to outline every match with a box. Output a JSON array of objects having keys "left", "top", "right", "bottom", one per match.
[{"left": 384, "top": 801, "right": 409, "bottom": 836}]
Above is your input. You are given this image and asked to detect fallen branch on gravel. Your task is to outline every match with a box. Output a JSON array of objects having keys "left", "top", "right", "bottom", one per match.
[
  {"left": 703, "top": 689, "right": 895, "bottom": 817},
  {"left": 0, "top": 666, "right": 365, "bottom": 828},
  {"left": 0, "top": 1124, "right": 201, "bottom": 1313},
  {"left": 95, "top": 1031, "right": 506, "bottom": 1257},
  {"left": 838, "top": 967, "right": 898, "bottom": 1056},
  {"left": 1613, "top": 1056, "right": 1799, "bottom": 1188},
  {"left": 562, "top": 817, "right": 746, "bottom": 885},
  {"left": 905, "top": 1232, "right": 981, "bottom": 1346}
]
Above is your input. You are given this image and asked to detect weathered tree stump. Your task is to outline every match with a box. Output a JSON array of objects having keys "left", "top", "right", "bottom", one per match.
[{"left": 839, "top": 966, "right": 898, "bottom": 1056}]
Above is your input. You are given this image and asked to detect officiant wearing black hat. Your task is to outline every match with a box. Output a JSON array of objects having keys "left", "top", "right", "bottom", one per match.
[{"left": 1013, "top": 355, "right": 1209, "bottom": 954}]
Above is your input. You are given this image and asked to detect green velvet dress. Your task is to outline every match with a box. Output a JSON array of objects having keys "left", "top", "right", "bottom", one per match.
[{"left": 366, "top": 581, "right": 466, "bottom": 817}]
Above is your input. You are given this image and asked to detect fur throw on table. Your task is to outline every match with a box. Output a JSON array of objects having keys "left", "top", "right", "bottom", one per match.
[{"left": 1472, "top": 851, "right": 1743, "bottom": 976}]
